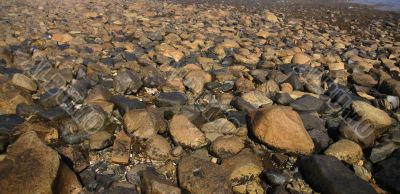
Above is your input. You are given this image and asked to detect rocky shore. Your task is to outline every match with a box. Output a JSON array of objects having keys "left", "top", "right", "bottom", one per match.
[{"left": 0, "top": 0, "right": 399, "bottom": 193}]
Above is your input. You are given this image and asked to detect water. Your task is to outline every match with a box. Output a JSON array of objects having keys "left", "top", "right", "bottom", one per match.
[{"left": 351, "top": 0, "right": 400, "bottom": 12}]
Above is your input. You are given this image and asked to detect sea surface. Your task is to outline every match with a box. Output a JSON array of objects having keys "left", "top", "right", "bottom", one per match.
[{"left": 351, "top": 0, "right": 400, "bottom": 11}]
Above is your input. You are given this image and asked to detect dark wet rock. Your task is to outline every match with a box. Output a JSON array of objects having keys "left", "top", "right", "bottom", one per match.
[
  {"left": 0, "top": 115, "right": 25, "bottom": 132},
  {"left": 290, "top": 95, "right": 323, "bottom": 112},
  {"left": 299, "top": 113, "right": 325, "bottom": 131},
  {"left": 37, "top": 107, "right": 68, "bottom": 121},
  {"left": 274, "top": 92, "right": 293, "bottom": 105},
  {"left": 226, "top": 111, "right": 248, "bottom": 127},
  {"left": 308, "top": 129, "right": 331, "bottom": 153},
  {"left": 16, "top": 103, "right": 42, "bottom": 116},
  {"left": 284, "top": 74, "right": 303, "bottom": 91},
  {"left": 300, "top": 155, "right": 377, "bottom": 194},
  {"left": 263, "top": 170, "right": 289, "bottom": 186},
  {"left": 155, "top": 92, "right": 188, "bottom": 107},
  {"left": 369, "top": 142, "right": 398, "bottom": 163},
  {"left": 113, "top": 69, "right": 142, "bottom": 94},
  {"left": 110, "top": 95, "right": 146, "bottom": 116},
  {"left": 373, "top": 149, "right": 400, "bottom": 193},
  {"left": 178, "top": 155, "right": 233, "bottom": 194},
  {"left": 231, "top": 97, "right": 256, "bottom": 112}
]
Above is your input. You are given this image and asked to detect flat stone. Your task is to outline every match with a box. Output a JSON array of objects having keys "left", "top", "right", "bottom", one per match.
[
  {"left": 210, "top": 135, "right": 244, "bottom": 158},
  {"left": 178, "top": 155, "right": 233, "bottom": 194},
  {"left": 369, "top": 142, "right": 398, "bottom": 163},
  {"left": 324, "top": 139, "right": 363, "bottom": 164},
  {"left": 169, "top": 115, "right": 207, "bottom": 149},
  {"left": 10, "top": 73, "right": 37, "bottom": 91},
  {"left": 290, "top": 95, "right": 323, "bottom": 112},
  {"left": 241, "top": 91, "right": 273, "bottom": 108},
  {"left": 0, "top": 131, "right": 60, "bottom": 194},
  {"left": 300, "top": 155, "right": 377, "bottom": 194},
  {"left": 145, "top": 135, "right": 171, "bottom": 161},
  {"left": 89, "top": 131, "right": 113, "bottom": 150},
  {"left": 155, "top": 92, "right": 188, "bottom": 107},
  {"left": 123, "top": 109, "right": 157, "bottom": 139},
  {"left": 201, "top": 118, "right": 238, "bottom": 135},
  {"left": 111, "top": 130, "right": 132, "bottom": 165},
  {"left": 249, "top": 106, "right": 314, "bottom": 154},
  {"left": 110, "top": 95, "right": 146, "bottom": 115}
]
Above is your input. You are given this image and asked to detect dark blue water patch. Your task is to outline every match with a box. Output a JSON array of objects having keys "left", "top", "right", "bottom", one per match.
[{"left": 351, "top": 0, "right": 400, "bottom": 12}]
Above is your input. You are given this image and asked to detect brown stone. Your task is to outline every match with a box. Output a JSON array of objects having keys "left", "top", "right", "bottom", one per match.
[
  {"left": 178, "top": 155, "right": 233, "bottom": 194},
  {"left": 111, "top": 130, "right": 132, "bottom": 165},
  {"left": 222, "top": 149, "right": 264, "bottom": 186},
  {"left": 52, "top": 33, "right": 73, "bottom": 43},
  {"left": 249, "top": 106, "right": 314, "bottom": 154},
  {"left": 123, "top": 109, "right": 157, "bottom": 139},
  {"left": 169, "top": 115, "right": 207, "bottom": 149},
  {"left": 0, "top": 131, "right": 60, "bottom": 194},
  {"left": 210, "top": 135, "right": 245, "bottom": 158},
  {"left": 324, "top": 139, "right": 363, "bottom": 164},
  {"left": 55, "top": 162, "right": 82, "bottom": 194}
]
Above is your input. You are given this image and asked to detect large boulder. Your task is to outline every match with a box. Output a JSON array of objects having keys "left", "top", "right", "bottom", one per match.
[
  {"left": 249, "top": 106, "right": 314, "bottom": 154},
  {"left": 0, "top": 131, "right": 60, "bottom": 194}
]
